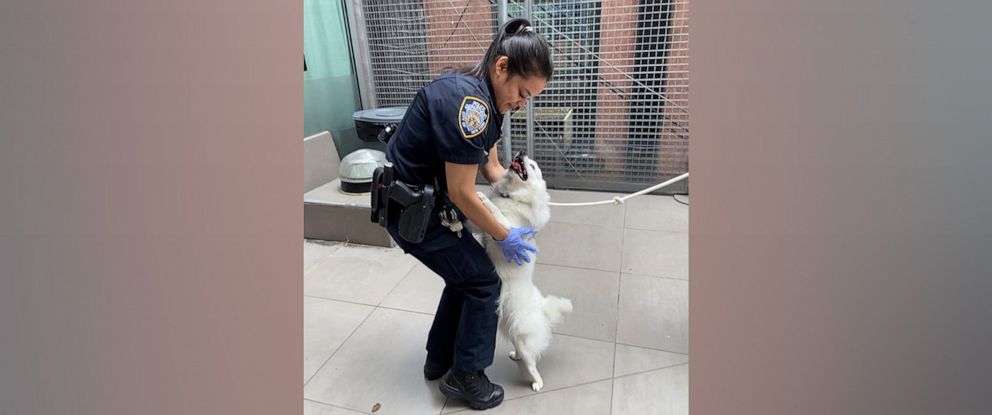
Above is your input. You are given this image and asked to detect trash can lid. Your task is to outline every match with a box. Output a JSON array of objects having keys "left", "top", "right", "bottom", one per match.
[{"left": 352, "top": 107, "right": 407, "bottom": 123}]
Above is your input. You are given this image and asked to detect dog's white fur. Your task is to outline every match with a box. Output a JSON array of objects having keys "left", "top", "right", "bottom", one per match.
[{"left": 469, "top": 155, "right": 573, "bottom": 392}]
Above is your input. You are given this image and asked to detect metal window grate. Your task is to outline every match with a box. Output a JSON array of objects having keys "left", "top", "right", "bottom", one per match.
[{"left": 356, "top": 0, "right": 688, "bottom": 194}]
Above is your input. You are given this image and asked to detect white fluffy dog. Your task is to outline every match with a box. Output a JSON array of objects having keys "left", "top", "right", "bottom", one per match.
[{"left": 471, "top": 152, "right": 573, "bottom": 392}]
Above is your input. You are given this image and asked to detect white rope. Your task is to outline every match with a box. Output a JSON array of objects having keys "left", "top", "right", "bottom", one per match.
[{"left": 548, "top": 172, "right": 689, "bottom": 207}]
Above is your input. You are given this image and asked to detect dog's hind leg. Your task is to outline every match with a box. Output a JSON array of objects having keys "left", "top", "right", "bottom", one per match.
[
  {"left": 509, "top": 337, "right": 543, "bottom": 391},
  {"left": 516, "top": 340, "right": 544, "bottom": 392},
  {"left": 508, "top": 337, "right": 522, "bottom": 361},
  {"left": 523, "top": 355, "right": 543, "bottom": 392}
]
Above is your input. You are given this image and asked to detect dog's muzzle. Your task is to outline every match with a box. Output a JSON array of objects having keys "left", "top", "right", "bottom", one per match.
[{"left": 510, "top": 151, "right": 528, "bottom": 181}]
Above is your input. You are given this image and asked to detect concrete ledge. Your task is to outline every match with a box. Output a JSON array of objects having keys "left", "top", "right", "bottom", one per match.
[{"left": 304, "top": 178, "right": 394, "bottom": 247}]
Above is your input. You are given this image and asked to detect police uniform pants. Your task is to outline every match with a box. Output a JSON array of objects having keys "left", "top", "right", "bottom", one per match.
[{"left": 391, "top": 230, "right": 501, "bottom": 373}]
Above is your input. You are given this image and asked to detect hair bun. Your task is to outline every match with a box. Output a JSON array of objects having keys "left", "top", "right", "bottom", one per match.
[{"left": 505, "top": 18, "right": 533, "bottom": 35}]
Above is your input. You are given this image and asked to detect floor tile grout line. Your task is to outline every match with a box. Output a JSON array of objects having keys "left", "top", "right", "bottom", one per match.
[
  {"left": 303, "top": 397, "right": 383, "bottom": 414},
  {"left": 622, "top": 225, "right": 688, "bottom": 234},
  {"left": 439, "top": 397, "right": 448, "bottom": 415},
  {"left": 303, "top": 294, "right": 439, "bottom": 317},
  {"left": 303, "top": 304, "right": 377, "bottom": 388},
  {"left": 303, "top": 294, "right": 378, "bottom": 309},
  {"left": 531, "top": 259, "right": 689, "bottom": 281},
  {"left": 610, "top": 207, "right": 627, "bottom": 415},
  {"left": 549, "top": 331, "right": 620, "bottom": 346},
  {"left": 609, "top": 323, "right": 618, "bottom": 415},
  {"left": 535, "top": 260, "right": 620, "bottom": 274},
  {"left": 621, "top": 272, "right": 689, "bottom": 282},
  {"left": 376, "top": 261, "right": 421, "bottom": 307},
  {"left": 534, "top": 261, "right": 622, "bottom": 275},
  {"left": 376, "top": 304, "right": 435, "bottom": 317},
  {"left": 443, "top": 377, "right": 616, "bottom": 414},
  {"left": 546, "top": 330, "right": 614, "bottom": 345},
  {"left": 614, "top": 341, "right": 688, "bottom": 356},
  {"left": 613, "top": 362, "right": 689, "bottom": 380}
]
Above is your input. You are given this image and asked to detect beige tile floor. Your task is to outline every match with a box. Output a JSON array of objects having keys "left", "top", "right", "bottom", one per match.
[{"left": 304, "top": 190, "right": 688, "bottom": 414}]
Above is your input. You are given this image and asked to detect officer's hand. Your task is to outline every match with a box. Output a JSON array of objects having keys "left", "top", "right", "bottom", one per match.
[{"left": 496, "top": 227, "right": 539, "bottom": 266}]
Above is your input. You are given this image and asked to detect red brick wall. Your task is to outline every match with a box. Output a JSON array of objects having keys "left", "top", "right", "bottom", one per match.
[{"left": 423, "top": 0, "right": 495, "bottom": 77}]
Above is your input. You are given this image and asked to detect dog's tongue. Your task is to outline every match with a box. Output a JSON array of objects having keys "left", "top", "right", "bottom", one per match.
[{"left": 511, "top": 160, "right": 522, "bottom": 171}]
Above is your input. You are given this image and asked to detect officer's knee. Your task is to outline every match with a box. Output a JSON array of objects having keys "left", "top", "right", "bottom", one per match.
[{"left": 460, "top": 267, "right": 500, "bottom": 292}]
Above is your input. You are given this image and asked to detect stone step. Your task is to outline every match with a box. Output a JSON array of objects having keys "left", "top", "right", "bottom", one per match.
[{"left": 304, "top": 178, "right": 394, "bottom": 247}]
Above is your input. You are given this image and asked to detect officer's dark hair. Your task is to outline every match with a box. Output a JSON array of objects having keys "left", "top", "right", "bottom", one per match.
[{"left": 459, "top": 18, "right": 553, "bottom": 81}]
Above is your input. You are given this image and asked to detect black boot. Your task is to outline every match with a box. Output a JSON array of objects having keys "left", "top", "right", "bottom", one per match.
[
  {"left": 423, "top": 357, "right": 450, "bottom": 381},
  {"left": 439, "top": 369, "right": 504, "bottom": 410}
]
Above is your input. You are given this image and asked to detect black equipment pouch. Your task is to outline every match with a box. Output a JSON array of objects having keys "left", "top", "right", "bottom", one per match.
[
  {"left": 370, "top": 162, "right": 436, "bottom": 244},
  {"left": 394, "top": 182, "right": 434, "bottom": 243}
]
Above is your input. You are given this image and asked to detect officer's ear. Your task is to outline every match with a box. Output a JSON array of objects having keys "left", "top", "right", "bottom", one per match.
[{"left": 494, "top": 56, "right": 510, "bottom": 78}]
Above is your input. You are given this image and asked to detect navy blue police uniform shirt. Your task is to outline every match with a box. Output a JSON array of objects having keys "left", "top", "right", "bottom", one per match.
[{"left": 385, "top": 71, "right": 503, "bottom": 253}]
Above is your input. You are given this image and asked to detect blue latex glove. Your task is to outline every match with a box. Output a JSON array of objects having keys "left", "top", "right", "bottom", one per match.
[{"left": 496, "top": 227, "right": 539, "bottom": 266}]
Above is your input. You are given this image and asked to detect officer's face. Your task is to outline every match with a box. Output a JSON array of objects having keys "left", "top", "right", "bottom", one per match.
[{"left": 492, "top": 57, "right": 548, "bottom": 114}]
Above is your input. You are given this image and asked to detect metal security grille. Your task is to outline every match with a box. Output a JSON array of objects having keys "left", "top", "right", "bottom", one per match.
[
  {"left": 354, "top": 0, "right": 688, "bottom": 194},
  {"left": 359, "top": 1, "right": 496, "bottom": 106}
]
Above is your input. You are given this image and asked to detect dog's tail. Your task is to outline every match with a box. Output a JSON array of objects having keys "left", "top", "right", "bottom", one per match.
[{"left": 542, "top": 295, "right": 573, "bottom": 326}]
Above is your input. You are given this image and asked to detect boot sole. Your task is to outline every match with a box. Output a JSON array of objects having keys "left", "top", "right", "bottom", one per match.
[{"left": 439, "top": 379, "right": 504, "bottom": 410}]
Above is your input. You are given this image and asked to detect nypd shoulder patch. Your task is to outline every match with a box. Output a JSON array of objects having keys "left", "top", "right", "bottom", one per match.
[{"left": 458, "top": 96, "right": 490, "bottom": 139}]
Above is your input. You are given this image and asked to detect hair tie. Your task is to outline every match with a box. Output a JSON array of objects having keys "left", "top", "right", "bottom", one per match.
[{"left": 510, "top": 25, "right": 534, "bottom": 35}]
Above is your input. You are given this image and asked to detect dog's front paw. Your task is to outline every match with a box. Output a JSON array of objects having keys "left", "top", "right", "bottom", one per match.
[{"left": 531, "top": 381, "right": 543, "bottom": 392}]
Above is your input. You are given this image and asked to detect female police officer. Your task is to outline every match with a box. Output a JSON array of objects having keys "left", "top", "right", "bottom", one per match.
[{"left": 376, "top": 18, "right": 552, "bottom": 410}]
